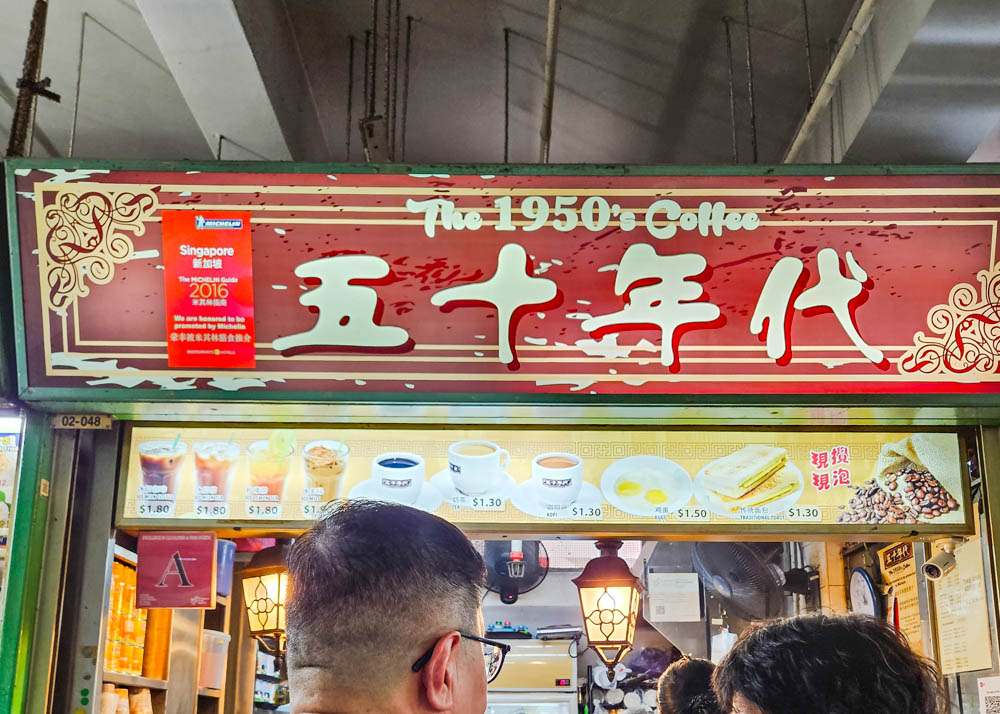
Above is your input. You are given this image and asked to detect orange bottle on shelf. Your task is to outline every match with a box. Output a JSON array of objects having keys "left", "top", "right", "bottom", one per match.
[
  {"left": 130, "top": 643, "right": 144, "bottom": 677},
  {"left": 117, "top": 642, "right": 131, "bottom": 676},
  {"left": 104, "top": 638, "right": 118, "bottom": 673},
  {"left": 142, "top": 609, "right": 172, "bottom": 680},
  {"left": 108, "top": 565, "right": 124, "bottom": 646}
]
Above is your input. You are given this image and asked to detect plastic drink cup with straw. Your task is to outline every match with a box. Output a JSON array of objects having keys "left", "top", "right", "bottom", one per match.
[
  {"left": 302, "top": 439, "right": 350, "bottom": 503},
  {"left": 193, "top": 439, "right": 240, "bottom": 506},
  {"left": 137, "top": 437, "right": 187, "bottom": 503},
  {"left": 247, "top": 431, "right": 295, "bottom": 500}
]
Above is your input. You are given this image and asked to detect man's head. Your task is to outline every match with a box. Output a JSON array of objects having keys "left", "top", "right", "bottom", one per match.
[
  {"left": 286, "top": 500, "right": 488, "bottom": 714},
  {"left": 713, "top": 613, "right": 944, "bottom": 714}
]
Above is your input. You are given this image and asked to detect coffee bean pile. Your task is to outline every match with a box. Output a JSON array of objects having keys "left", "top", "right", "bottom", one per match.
[
  {"left": 836, "top": 478, "right": 918, "bottom": 524},
  {"left": 885, "top": 466, "right": 958, "bottom": 519},
  {"left": 835, "top": 466, "right": 959, "bottom": 524}
]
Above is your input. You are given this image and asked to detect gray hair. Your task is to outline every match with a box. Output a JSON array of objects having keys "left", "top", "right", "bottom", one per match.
[{"left": 286, "top": 500, "right": 486, "bottom": 691}]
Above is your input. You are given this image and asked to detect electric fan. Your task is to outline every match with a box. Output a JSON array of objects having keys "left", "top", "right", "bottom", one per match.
[{"left": 692, "top": 542, "right": 818, "bottom": 622}]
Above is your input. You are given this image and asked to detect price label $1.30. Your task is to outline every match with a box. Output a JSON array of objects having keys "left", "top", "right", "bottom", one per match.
[
  {"left": 570, "top": 506, "right": 603, "bottom": 520},
  {"left": 786, "top": 505, "right": 822, "bottom": 522}
]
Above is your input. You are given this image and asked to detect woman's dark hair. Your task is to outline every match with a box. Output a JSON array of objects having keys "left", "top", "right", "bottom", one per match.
[
  {"left": 713, "top": 613, "right": 945, "bottom": 714},
  {"left": 658, "top": 657, "right": 723, "bottom": 714}
]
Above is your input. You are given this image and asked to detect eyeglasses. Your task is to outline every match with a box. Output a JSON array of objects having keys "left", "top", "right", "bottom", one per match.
[{"left": 411, "top": 631, "right": 512, "bottom": 684}]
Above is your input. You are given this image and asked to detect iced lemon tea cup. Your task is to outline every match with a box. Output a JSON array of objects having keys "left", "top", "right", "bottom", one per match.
[{"left": 247, "top": 439, "right": 294, "bottom": 500}]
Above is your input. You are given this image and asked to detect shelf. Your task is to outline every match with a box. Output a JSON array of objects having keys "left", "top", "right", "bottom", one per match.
[
  {"left": 198, "top": 687, "right": 222, "bottom": 699},
  {"left": 253, "top": 702, "right": 278, "bottom": 711},
  {"left": 103, "top": 671, "right": 168, "bottom": 690},
  {"left": 255, "top": 673, "right": 282, "bottom": 683},
  {"left": 215, "top": 595, "right": 230, "bottom": 607},
  {"left": 113, "top": 546, "right": 138, "bottom": 566}
]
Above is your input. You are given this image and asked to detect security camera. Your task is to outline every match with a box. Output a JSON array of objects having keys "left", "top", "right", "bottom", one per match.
[{"left": 921, "top": 537, "right": 965, "bottom": 581}]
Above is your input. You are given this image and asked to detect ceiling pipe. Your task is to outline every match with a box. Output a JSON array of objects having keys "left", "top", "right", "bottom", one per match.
[
  {"left": 743, "top": 0, "right": 757, "bottom": 164},
  {"left": 802, "top": 0, "right": 815, "bottom": 103},
  {"left": 390, "top": 0, "right": 401, "bottom": 160},
  {"left": 7, "top": 0, "right": 51, "bottom": 157},
  {"left": 503, "top": 27, "right": 511, "bottom": 163},
  {"left": 68, "top": 12, "right": 91, "bottom": 158},
  {"left": 363, "top": 29, "right": 372, "bottom": 118},
  {"left": 722, "top": 17, "right": 738, "bottom": 163},
  {"left": 400, "top": 15, "right": 415, "bottom": 161},
  {"left": 346, "top": 35, "right": 356, "bottom": 161},
  {"left": 383, "top": 0, "right": 391, "bottom": 134},
  {"left": 783, "top": 0, "right": 878, "bottom": 163},
  {"left": 538, "top": 0, "right": 561, "bottom": 164},
  {"left": 367, "top": 0, "right": 378, "bottom": 118}
]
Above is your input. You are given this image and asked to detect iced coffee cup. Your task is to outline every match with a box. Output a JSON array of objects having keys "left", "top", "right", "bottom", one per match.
[
  {"left": 193, "top": 441, "right": 239, "bottom": 505},
  {"left": 302, "top": 440, "right": 350, "bottom": 502},
  {"left": 248, "top": 437, "right": 294, "bottom": 500},
  {"left": 137, "top": 441, "right": 187, "bottom": 501}
]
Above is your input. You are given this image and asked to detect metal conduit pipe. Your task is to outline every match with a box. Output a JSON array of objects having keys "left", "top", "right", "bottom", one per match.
[
  {"left": 368, "top": 0, "right": 378, "bottom": 118},
  {"left": 400, "top": 15, "right": 414, "bottom": 161},
  {"left": 346, "top": 35, "right": 356, "bottom": 161},
  {"left": 7, "top": 0, "right": 49, "bottom": 157},
  {"left": 783, "top": 0, "right": 878, "bottom": 163},
  {"left": 390, "top": 0, "right": 401, "bottom": 159},
  {"left": 722, "top": 17, "right": 738, "bottom": 163},
  {"left": 503, "top": 27, "right": 511, "bottom": 163},
  {"left": 743, "top": 0, "right": 757, "bottom": 163},
  {"left": 538, "top": 0, "right": 561, "bottom": 164}
]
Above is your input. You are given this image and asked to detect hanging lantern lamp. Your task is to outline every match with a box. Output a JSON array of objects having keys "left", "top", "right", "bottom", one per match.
[
  {"left": 240, "top": 541, "right": 290, "bottom": 655},
  {"left": 572, "top": 539, "right": 643, "bottom": 676}
]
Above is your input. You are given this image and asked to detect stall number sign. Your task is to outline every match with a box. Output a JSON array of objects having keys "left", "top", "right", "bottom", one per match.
[{"left": 53, "top": 414, "right": 113, "bottom": 430}]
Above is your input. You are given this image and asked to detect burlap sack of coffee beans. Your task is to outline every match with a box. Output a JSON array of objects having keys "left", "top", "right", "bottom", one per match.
[{"left": 875, "top": 433, "right": 961, "bottom": 519}]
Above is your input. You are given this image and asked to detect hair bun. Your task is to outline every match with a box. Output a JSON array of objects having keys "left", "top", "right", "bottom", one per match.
[{"left": 689, "top": 691, "right": 720, "bottom": 714}]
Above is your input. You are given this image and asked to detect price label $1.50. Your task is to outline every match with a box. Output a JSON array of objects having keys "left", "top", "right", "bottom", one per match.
[{"left": 673, "top": 507, "right": 710, "bottom": 522}]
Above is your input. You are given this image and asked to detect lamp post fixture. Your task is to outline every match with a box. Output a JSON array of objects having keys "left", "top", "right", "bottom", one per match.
[
  {"left": 572, "top": 539, "right": 643, "bottom": 677},
  {"left": 240, "top": 542, "right": 290, "bottom": 656}
]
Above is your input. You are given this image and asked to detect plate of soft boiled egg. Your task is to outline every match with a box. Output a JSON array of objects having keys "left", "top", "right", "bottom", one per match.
[{"left": 600, "top": 455, "right": 694, "bottom": 518}]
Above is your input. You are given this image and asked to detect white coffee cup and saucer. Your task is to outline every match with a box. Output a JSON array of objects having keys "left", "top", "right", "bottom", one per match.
[
  {"left": 430, "top": 440, "right": 515, "bottom": 507},
  {"left": 510, "top": 452, "right": 603, "bottom": 518},
  {"left": 349, "top": 451, "right": 443, "bottom": 513}
]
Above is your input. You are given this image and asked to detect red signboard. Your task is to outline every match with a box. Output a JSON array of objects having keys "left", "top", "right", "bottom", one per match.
[
  {"left": 161, "top": 210, "right": 255, "bottom": 368},
  {"left": 136, "top": 531, "right": 216, "bottom": 608},
  {"left": 9, "top": 167, "right": 1000, "bottom": 399}
]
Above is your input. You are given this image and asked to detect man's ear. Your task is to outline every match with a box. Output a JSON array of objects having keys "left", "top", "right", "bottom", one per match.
[{"left": 420, "top": 631, "right": 463, "bottom": 711}]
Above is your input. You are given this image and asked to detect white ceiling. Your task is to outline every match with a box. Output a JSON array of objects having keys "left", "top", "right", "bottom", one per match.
[
  {"left": 1, "top": 0, "right": 861, "bottom": 163},
  {"left": 1, "top": 0, "right": 210, "bottom": 159}
]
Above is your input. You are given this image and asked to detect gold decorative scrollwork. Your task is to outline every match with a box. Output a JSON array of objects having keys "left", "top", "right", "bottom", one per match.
[
  {"left": 42, "top": 188, "right": 158, "bottom": 311},
  {"left": 899, "top": 264, "right": 1000, "bottom": 378}
]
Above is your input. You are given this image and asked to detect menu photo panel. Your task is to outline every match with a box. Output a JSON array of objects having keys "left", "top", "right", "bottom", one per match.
[{"left": 120, "top": 426, "right": 972, "bottom": 536}]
